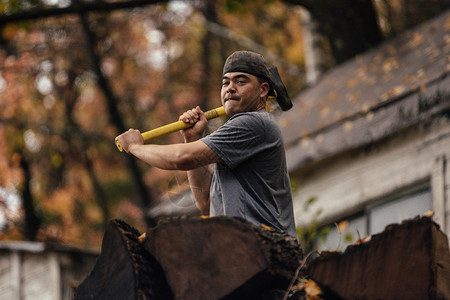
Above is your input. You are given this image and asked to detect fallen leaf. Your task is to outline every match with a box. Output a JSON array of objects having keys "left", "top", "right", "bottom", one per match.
[
  {"left": 328, "top": 91, "right": 338, "bottom": 101},
  {"left": 347, "top": 77, "right": 358, "bottom": 88},
  {"left": 366, "top": 111, "right": 374, "bottom": 121},
  {"left": 261, "top": 224, "right": 273, "bottom": 231},
  {"left": 423, "top": 210, "right": 435, "bottom": 218},
  {"left": 343, "top": 121, "right": 353, "bottom": 131},
  {"left": 305, "top": 279, "right": 323, "bottom": 300},
  {"left": 337, "top": 220, "right": 349, "bottom": 232},
  {"left": 409, "top": 32, "right": 424, "bottom": 48},
  {"left": 347, "top": 93, "right": 360, "bottom": 104},
  {"left": 138, "top": 233, "right": 147, "bottom": 243},
  {"left": 356, "top": 235, "right": 372, "bottom": 245}
]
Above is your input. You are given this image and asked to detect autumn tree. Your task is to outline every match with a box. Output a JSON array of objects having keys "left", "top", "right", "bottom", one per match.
[{"left": 0, "top": 0, "right": 447, "bottom": 248}]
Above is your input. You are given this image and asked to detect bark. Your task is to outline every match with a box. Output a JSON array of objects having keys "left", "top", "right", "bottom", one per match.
[
  {"left": 74, "top": 219, "right": 174, "bottom": 300},
  {"left": 307, "top": 216, "right": 450, "bottom": 300},
  {"left": 19, "top": 153, "right": 41, "bottom": 241},
  {"left": 75, "top": 217, "right": 303, "bottom": 300},
  {"left": 199, "top": 0, "right": 218, "bottom": 110}
]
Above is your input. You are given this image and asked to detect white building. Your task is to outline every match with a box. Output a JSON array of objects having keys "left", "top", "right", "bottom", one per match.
[
  {"left": 280, "top": 9, "right": 450, "bottom": 250},
  {"left": 0, "top": 241, "right": 97, "bottom": 300}
]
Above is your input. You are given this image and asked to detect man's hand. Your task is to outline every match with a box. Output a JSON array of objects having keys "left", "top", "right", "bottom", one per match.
[
  {"left": 115, "top": 129, "right": 144, "bottom": 154},
  {"left": 178, "top": 106, "right": 207, "bottom": 142}
]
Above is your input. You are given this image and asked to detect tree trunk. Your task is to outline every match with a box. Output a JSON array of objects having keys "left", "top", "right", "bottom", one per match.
[
  {"left": 78, "top": 8, "right": 153, "bottom": 213},
  {"left": 19, "top": 153, "right": 41, "bottom": 241},
  {"left": 298, "top": 7, "right": 329, "bottom": 84}
]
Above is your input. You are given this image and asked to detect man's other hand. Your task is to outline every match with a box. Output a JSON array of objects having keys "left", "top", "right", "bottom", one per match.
[
  {"left": 115, "top": 129, "right": 144, "bottom": 154},
  {"left": 179, "top": 106, "right": 207, "bottom": 142}
]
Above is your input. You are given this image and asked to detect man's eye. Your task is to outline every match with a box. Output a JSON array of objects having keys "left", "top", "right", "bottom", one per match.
[{"left": 222, "top": 82, "right": 229, "bottom": 86}]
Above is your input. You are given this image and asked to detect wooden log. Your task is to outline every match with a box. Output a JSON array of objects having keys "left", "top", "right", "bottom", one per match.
[
  {"left": 307, "top": 216, "right": 450, "bottom": 300},
  {"left": 144, "top": 216, "right": 303, "bottom": 300},
  {"left": 74, "top": 219, "right": 174, "bottom": 300}
]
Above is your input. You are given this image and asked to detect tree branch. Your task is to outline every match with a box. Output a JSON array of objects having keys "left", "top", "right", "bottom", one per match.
[
  {"left": 206, "top": 21, "right": 303, "bottom": 77},
  {"left": 0, "top": 0, "right": 167, "bottom": 24},
  {"left": 77, "top": 4, "right": 154, "bottom": 211}
]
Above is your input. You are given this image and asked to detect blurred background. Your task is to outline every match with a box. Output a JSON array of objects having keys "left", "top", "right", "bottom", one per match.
[{"left": 0, "top": 0, "right": 448, "bottom": 250}]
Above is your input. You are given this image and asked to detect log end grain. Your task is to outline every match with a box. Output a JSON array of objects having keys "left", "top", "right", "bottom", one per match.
[
  {"left": 145, "top": 216, "right": 303, "bottom": 300},
  {"left": 307, "top": 216, "right": 450, "bottom": 300}
]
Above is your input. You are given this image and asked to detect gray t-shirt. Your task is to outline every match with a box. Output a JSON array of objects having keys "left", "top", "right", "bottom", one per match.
[{"left": 201, "top": 111, "right": 296, "bottom": 237}]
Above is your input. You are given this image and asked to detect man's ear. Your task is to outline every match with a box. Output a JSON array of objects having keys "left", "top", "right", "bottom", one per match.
[{"left": 260, "top": 82, "right": 270, "bottom": 98}]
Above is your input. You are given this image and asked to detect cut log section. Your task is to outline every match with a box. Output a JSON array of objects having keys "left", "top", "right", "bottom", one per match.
[
  {"left": 144, "top": 216, "right": 303, "bottom": 300},
  {"left": 74, "top": 219, "right": 174, "bottom": 300},
  {"left": 306, "top": 216, "right": 450, "bottom": 300},
  {"left": 74, "top": 217, "right": 302, "bottom": 300}
]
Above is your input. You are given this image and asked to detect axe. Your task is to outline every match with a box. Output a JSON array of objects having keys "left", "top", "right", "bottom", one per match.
[{"left": 116, "top": 66, "right": 292, "bottom": 152}]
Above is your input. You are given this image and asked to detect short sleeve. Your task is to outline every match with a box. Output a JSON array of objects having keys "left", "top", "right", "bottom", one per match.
[{"left": 202, "top": 112, "right": 271, "bottom": 169}]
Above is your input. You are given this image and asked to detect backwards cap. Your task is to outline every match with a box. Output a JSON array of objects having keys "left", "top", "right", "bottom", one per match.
[
  {"left": 222, "top": 50, "right": 293, "bottom": 111},
  {"left": 223, "top": 51, "right": 271, "bottom": 81}
]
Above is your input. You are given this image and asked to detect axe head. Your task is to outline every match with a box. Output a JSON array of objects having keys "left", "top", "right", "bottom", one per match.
[{"left": 268, "top": 66, "right": 293, "bottom": 111}]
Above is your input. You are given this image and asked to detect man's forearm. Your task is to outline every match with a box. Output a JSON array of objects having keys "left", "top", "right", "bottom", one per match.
[
  {"left": 181, "top": 132, "right": 215, "bottom": 213},
  {"left": 187, "top": 164, "right": 213, "bottom": 213},
  {"left": 129, "top": 143, "right": 189, "bottom": 170},
  {"left": 128, "top": 140, "right": 219, "bottom": 171}
]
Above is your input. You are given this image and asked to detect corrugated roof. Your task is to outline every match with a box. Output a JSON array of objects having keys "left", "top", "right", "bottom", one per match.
[{"left": 280, "top": 10, "right": 450, "bottom": 171}]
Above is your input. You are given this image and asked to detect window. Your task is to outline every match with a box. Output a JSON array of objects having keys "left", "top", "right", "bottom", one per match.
[
  {"left": 318, "top": 214, "right": 367, "bottom": 251},
  {"left": 369, "top": 189, "right": 431, "bottom": 234},
  {"left": 318, "top": 187, "right": 432, "bottom": 251}
]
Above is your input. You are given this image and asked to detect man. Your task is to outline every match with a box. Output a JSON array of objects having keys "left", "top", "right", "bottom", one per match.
[{"left": 115, "top": 51, "right": 296, "bottom": 237}]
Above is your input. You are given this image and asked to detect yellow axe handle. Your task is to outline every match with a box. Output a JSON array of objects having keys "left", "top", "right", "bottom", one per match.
[
  {"left": 116, "top": 106, "right": 226, "bottom": 152},
  {"left": 116, "top": 95, "right": 277, "bottom": 152}
]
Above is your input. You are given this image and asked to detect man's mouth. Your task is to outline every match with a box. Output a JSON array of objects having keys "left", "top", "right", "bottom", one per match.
[{"left": 224, "top": 94, "right": 239, "bottom": 103}]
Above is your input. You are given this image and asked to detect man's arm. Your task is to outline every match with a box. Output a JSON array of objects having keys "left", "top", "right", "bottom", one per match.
[
  {"left": 178, "top": 106, "right": 217, "bottom": 213},
  {"left": 115, "top": 106, "right": 219, "bottom": 212},
  {"left": 187, "top": 163, "right": 214, "bottom": 214},
  {"left": 126, "top": 139, "right": 219, "bottom": 171}
]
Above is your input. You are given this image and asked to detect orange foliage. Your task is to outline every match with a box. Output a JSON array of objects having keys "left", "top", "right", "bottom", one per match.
[{"left": 0, "top": 0, "right": 305, "bottom": 248}]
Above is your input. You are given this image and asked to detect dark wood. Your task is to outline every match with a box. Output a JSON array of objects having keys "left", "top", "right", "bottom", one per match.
[
  {"left": 144, "top": 216, "right": 303, "bottom": 300},
  {"left": 74, "top": 216, "right": 450, "bottom": 300},
  {"left": 75, "top": 217, "right": 302, "bottom": 300},
  {"left": 74, "top": 219, "right": 173, "bottom": 300},
  {"left": 307, "top": 216, "right": 450, "bottom": 300}
]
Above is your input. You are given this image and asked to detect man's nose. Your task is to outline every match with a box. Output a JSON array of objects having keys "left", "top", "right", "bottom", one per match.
[{"left": 225, "top": 82, "right": 236, "bottom": 93}]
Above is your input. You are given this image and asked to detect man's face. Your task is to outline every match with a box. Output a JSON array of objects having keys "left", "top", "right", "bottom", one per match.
[{"left": 221, "top": 72, "right": 269, "bottom": 117}]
